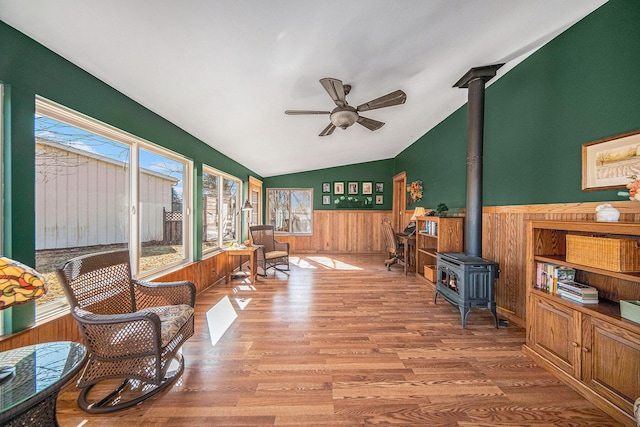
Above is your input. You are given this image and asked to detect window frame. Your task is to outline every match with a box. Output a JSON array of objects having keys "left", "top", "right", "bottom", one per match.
[
  {"left": 266, "top": 188, "right": 313, "bottom": 236},
  {"left": 201, "top": 165, "right": 242, "bottom": 255},
  {"left": 34, "top": 96, "right": 193, "bottom": 321}
]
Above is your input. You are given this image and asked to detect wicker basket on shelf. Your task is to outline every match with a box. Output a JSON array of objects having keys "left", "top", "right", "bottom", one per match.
[{"left": 566, "top": 234, "right": 640, "bottom": 272}]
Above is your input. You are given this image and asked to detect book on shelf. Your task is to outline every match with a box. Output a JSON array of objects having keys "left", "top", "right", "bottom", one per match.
[
  {"left": 556, "top": 286, "right": 598, "bottom": 299},
  {"left": 557, "top": 289, "right": 599, "bottom": 304},
  {"left": 536, "top": 262, "right": 576, "bottom": 293},
  {"left": 423, "top": 220, "right": 438, "bottom": 236},
  {"left": 557, "top": 280, "right": 598, "bottom": 296}
]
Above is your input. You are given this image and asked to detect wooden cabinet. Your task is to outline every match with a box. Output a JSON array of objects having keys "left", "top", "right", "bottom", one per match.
[
  {"left": 529, "top": 294, "right": 581, "bottom": 377},
  {"left": 415, "top": 216, "right": 463, "bottom": 281},
  {"left": 584, "top": 316, "right": 640, "bottom": 416},
  {"left": 523, "top": 220, "right": 640, "bottom": 427}
]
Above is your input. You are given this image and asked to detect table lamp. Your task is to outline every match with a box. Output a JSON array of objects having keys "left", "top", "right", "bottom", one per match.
[
  {"left": 0, "top": 257, "right": 48, "bottom": 382},
  {"left": 411, "top": 207, "right": 426, "bottom": 220}
]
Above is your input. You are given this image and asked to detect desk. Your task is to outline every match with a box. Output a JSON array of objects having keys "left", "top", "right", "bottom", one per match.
[
  {"left": 0, "top": 341, "right": 86, "bottom": 427},
  {"left": 224, "top": 246, "right": 257, "bottom": 284},
  {"left": 397, "top": 234, "right": 416, "bottom": 275}
]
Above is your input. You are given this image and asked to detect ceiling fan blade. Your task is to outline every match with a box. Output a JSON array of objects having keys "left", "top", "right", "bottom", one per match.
[
  {"left": 357, "top": 116, "right": 385, "bottom": 131},
  {"left": 319, "top": 123, "right": 336, "bottom": 137},
  {"left": 357, "top": 89, "right": 407, "bottom": 112},
  {"left": 285, "top": 110, "right": 330, "bottom": 115},
  {"left": 319, "top": 78, "right": 347, "bottom": 108}
]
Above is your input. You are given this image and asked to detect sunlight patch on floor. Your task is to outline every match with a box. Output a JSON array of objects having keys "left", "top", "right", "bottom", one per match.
[
  {"left": 234, "top": 297, "right": 252, "bottom": 310},
  {"left": 307, "top": 256, "right": 362, "bottom": 270},
  {"left": 205, "top": 295, "right": 238, "bottom": 346},
  {"left": 289, "top": 256, "right": 317, "bottom": 269}
]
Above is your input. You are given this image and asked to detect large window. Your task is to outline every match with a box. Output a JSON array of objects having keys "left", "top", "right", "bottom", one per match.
[
  {"left": 266, "top": 188, "right": 313, "bottom": 235},
  {"left": 202, "top": 167, "right": 241, "bottom": 253},
  {"left": 35, "top": 97, "right": 192, "bottom": 319}
]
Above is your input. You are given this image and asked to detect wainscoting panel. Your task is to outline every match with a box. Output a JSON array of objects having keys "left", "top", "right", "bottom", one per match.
[
  {"left": 484, "top": 200, "right": 640, "bottom": 326},
  {"left": 276, "top": 210, "right": 393, "bottom": 253},
  {"left": 4, "top": 202, "right": 640, "bottom": 350}
]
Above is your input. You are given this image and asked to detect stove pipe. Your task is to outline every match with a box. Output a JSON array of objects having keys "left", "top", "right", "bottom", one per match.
[{"left": 454, "top": 64, "right": 503, "bottom": 258}]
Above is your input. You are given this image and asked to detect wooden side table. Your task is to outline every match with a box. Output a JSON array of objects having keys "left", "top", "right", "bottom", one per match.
[{"left": 224, "top": 246, "right": 257, "bottom": 284}]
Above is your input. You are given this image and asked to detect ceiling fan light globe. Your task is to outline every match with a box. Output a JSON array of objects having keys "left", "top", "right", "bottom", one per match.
[{"left": 330, "top": 108, "right": 358, "bottom": 129}]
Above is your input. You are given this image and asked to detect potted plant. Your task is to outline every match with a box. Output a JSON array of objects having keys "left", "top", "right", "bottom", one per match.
[{"left": 435, "top": 203, "right": 449, "bottom": 216}]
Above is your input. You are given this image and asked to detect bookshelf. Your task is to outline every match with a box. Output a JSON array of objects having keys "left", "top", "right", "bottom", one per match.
[
  {"left": 522, "top": 220, "right": 640, "bottom": 427},
  {"left": 415, "top": 215, "right": 463, "bottom": 282}
]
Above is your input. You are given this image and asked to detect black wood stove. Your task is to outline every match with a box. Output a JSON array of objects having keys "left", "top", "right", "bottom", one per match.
[
  {"left": 435, "top": 252, "right": 499, "bottom": 328},
  {"left": 435, "top": 65, "right": 503, "bottom": 329}
]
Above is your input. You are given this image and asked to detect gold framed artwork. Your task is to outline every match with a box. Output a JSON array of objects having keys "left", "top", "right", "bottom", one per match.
[{"left": 582, "top": 129, "right": 640, "bottom": 191}]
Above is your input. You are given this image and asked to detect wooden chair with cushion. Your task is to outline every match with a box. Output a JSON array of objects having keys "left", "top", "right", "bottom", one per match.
[
  {"left": 56, "top": 249, "right": 196, "bottom": 413},
  {"left": 381, "top": 219, "right": 406, "bottom": 271},
  {"left": 249, "top": 225, "right": 290, "bottom": 276}
]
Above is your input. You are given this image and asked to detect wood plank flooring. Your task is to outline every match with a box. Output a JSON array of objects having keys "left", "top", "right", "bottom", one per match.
[{"left": 56, "top": 253, "right": 621, "bottom": 426}]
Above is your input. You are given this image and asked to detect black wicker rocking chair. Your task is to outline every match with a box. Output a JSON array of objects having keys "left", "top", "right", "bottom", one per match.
[{"left": 56, "top": 249, "right": 195, "bottom": 413}]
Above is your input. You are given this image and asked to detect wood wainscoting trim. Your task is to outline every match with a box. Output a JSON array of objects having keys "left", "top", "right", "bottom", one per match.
[{"left": 483, "top": 200, "right": 640, "bottom": 327}]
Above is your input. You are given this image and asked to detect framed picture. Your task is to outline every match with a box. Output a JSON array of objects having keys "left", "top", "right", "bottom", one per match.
[
  {"left": 348, "top": 181, "right": 358, "bottom": 195},
  {"left": 322, "top": 182, "right": 331, "bottom": 193},
  {"left": 322, "top": 195, "right": 331, "bottom": 205},
  {"left": 375, "top": 182, "right": 384, "bottom": 193},
  {"left": 375, "top": 195, "right": 383, "bottom": 204},
  {"left": 333, "top": 181, "right": 344, "bottom": 195},
  {"left": 582, "top": 129, "right": 640, "bottom": 191},
  {"left": 362, "top": 181, "right": 373, "bottom": 195}
]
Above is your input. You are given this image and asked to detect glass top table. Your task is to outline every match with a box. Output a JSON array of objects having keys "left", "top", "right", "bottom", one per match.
[{"left": 0, "top": 341, "right": 87, "bottom": 426}]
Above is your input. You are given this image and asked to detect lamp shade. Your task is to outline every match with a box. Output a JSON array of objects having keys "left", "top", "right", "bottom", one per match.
[
  {"left": 410, "top": 207, "right": 426, "bottom": 220},
  {"left": 0, "top": 257, "right": 48, "bottom": 310},
  {"left": 241, "top": 199, "right": 253, "bottom": 211}
]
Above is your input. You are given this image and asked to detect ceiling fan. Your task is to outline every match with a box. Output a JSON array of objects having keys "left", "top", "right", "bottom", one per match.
[{"left": 285, "top": 78, "right": 407, "bottom": 136}]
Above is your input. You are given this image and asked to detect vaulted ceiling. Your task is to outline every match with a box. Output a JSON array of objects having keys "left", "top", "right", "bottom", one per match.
[{"left": 0, "top": 0, "right": 607, "bottom": 177}]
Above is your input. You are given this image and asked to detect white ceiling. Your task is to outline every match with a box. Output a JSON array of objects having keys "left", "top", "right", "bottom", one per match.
[{"left": 0, "top": 0, "right": 607, "bottom": 177}]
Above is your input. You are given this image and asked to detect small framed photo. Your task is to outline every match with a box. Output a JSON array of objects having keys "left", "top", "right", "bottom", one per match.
[
  {"left": 322, "top": 195, "right": 331, "bottom": 205},
  {"left": 322, "top": 182, "right": 331, "bottom": 193},
  {"left": 348, "top": 181, "right": 358, "bottom": 195},
  {"left": 333, "top": 181, "right": 344, "bottom": 195},
  {"left": 362, "top": 181, "right": 373, "bottom": 195},
  {"left": 375, "top": 182, "right": 384, "bottom": 193},
  {"left": 376, "top": 195, "right": 383, "bottom": 204}
]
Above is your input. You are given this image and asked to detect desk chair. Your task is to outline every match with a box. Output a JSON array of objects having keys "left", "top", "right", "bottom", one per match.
[{"left": 381, "top": 219, "right": 406, "bottom": 271}]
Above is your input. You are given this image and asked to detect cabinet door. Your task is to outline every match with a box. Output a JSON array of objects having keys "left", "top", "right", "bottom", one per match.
[
  {"left": 530, "top": 295, "right": 581, "bottom": 378},
  {"left": 583, "top": 316, "right": 640, "bottom": 416}
]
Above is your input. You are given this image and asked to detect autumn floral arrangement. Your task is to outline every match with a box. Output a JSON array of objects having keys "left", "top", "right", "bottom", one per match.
[
  {"left": 618, "top": 175, "right": 640, "bottom": 201},
  {"left": 407, "top": 180, "right": 423, "bottom": 206}
]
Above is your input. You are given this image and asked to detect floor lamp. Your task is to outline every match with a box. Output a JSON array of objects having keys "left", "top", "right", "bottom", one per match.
[
  {"left": 233, "top": 200, "right": 253, "bottom": 278},
  {"left": 0, "top": 257, "right": 48, "bottom": 383}
]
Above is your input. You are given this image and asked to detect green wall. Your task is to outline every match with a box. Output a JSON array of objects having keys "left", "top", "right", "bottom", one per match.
[
  {"left": 396, "top": 0, "right": 640, "bottom": 209},
  {"left": 3, "top": 0, "right": 640, "bottom": 263},
  {"left": 0, "top": 21, "right": 260, "bottom": 265},
  {"left": 263, "top": 159, "right": 394, "bottom": 210}
]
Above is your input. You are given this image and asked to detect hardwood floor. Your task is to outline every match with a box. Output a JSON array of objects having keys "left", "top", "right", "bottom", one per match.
[{"left": 56, "top": 253, "right": 621, "bottom": 426}]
